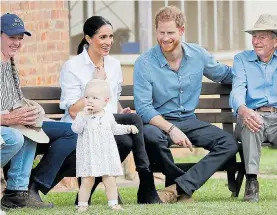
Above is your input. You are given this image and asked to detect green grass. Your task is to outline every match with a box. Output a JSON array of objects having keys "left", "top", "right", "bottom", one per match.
[
  {"left": 6, "top": 148, "right": 277, "bottom": 214},
  {"left": 174, "top": 147, "right": 277, "bottom": 175},
  {"left": 6, "top": 179, "right": 277, "bottom": 215}
]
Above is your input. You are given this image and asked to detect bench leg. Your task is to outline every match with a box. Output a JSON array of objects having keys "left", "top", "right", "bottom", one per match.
[
  {"left": 227, "top": 169, "right": 237, "bottom": 193},
  {"left": 231, "top": 146, "right": 245, "bottom": 197},
  {"left": 232, "top": 147, "right": 245, "bottom": 197},
  {"left": 225, "top": 156, "right": 238, "bottom": 194},
  {"left": 231, "top": 169, "right": 245, "bottom": 197}
]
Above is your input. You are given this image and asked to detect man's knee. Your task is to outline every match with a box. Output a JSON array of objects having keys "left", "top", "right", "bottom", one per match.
[
  {"left": 144, "top": 124, "right": 167, "bottom": 148},
  {"left": 3, "top": 128, "right": 24, "bottom": 153},
  {"left": 225, "top": 132, "right": 239, "bottom": 154}
]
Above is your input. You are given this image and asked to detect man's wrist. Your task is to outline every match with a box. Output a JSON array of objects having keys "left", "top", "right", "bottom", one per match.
[
  {"left": 1, "top": 113, "right": 10, "bottom": 125},
  {"left": 167, "top": 124, "right": 175, "bottom": 134},
  {"left": 237, "top": 105, "right": 247, "bottom": 114}
]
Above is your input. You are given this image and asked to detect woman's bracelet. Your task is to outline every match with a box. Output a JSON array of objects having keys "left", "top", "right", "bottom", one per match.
[{"left": 167, "top": 124, "right": 175, "bottom": 134}]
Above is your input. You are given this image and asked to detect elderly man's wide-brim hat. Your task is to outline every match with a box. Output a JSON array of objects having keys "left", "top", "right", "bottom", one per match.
[
  {"left": 243, "top": 14, "right": 277, "bottom": 34},
  {"left": 10, "top": 98, "right": 49, "bottom": 144}
]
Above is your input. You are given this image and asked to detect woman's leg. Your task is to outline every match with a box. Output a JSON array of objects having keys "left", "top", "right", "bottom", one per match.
[
  {"left": 114, "top": 114, "right": 162, "bottom": 204},
  {"left": 30, "top": 121, "right": 77, "bottom": 196}
]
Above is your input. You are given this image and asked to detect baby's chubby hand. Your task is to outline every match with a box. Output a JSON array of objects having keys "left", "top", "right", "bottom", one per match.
[
  {"left": 83, "top": 106, "right": 94, "bottom": 115},
  {"left": 128, "top": 125, "right": 139, "bottom": 134}
]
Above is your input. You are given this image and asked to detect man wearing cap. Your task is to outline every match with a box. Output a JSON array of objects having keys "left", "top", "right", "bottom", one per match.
[
  {"left": 230, "top": 14, "right": 277, "bottom": 202},
  {"left": 0, "top": 13, "right": 77, "bottom": 210}
]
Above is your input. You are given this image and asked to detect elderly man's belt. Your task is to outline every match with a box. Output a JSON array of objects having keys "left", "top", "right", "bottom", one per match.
[{"left": 256, "top": 106, "right": 277, "bottom": 113}]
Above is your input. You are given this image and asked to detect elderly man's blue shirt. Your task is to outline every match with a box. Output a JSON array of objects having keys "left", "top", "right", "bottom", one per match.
[
  {"left": 134, "top": 42, "right": 233, "bottom": 123},
  {"left": 230, "top": 50, "right": 277, "bottom": 113}
]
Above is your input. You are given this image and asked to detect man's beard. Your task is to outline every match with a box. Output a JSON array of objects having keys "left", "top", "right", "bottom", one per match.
[{"left": 158, "top": 39, "right": 180, "bottom": 52}]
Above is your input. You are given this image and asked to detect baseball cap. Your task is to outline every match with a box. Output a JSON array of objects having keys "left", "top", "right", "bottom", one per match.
[{"left": 1, "top": 13, "right": 31, "bottom": 36}]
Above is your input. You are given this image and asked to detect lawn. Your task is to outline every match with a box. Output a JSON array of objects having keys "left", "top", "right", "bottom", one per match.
[
  {"left": 6, "top": 178, "right": 277, "bottom": 215},
  {"left": 6, "top": 147, "right": 277, "bottom": 215},
  {"left": 174, "top": 147, "right": 277, "bottom": 175}
]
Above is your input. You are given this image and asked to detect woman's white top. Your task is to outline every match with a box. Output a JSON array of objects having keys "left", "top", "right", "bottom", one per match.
[{"left": 59, "top": 47, "right": 123, "bottom": 122}]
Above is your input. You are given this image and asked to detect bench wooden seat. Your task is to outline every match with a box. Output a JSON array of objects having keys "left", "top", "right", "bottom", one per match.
[{"left": 22, "top": 82, "right": 245, "bottom": 197}]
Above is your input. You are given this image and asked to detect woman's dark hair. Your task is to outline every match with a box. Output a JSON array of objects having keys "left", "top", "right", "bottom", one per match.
[{"left": 77, "top": 16, "right": 112, "bottom": 55}]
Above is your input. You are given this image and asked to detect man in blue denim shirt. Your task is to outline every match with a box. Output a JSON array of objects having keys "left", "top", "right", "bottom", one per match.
[
  {"left": 134, "top": 6, "right": 238, "bottom": 203},
  {"left": 230, "top": 14, "right": 277, "bottom": 203}
]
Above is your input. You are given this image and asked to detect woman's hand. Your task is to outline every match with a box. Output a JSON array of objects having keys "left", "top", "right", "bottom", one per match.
[
  {"left": 93, "top": 66, "right": 106, "bottom": 80},
  {"left": 120, "top": 107, "right": 132, "bottom": 114}
]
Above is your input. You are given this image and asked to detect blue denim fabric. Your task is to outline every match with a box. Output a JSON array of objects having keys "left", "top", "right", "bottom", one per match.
[
  {"left": 134, "top": 42, "right": 233, "bottom": 123},
  {"left": 1, "top": 126, "right": 37, "bottom": 190},
  {"left": 230, "top": 50, "right": 277, "bottom": 113},
  {"left": 31, "top": 121, "right": 77, "bottom": 190}
]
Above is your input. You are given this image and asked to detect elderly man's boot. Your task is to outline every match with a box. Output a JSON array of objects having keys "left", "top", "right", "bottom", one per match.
[
  {"left": 243, "top": 178, "right": 259, "bottom": 202},
  {"left": 137, "top": 171, "right": 162, "bottom": 204}
]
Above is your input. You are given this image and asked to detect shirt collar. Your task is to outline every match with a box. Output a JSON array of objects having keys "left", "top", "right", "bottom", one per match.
[
  {"left": 81, "top": 44, "right": 96, "bottom": 66},
  {"left": 274, "top": 49, "right": 277, "bottom": 58},
  {"left": 154, "top": 42, "right": 191, "bottom": 68},
  {"left": 247, "top": 49, "right": 277, "bottom": 62}
]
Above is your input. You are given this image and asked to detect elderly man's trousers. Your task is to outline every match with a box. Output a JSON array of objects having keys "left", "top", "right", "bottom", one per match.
[{"left": 235, "top": 111, "right": 277, "bottom": 174}]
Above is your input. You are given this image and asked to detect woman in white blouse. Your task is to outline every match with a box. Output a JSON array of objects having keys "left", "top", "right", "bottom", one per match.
[{"left": 59, "top": 16, "right": 161, "bottom": 204}]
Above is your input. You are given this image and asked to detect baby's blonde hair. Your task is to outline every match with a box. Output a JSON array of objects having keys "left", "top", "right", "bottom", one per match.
[
  {"left": 85, "top": 79, "right": 110, "bottom": 98},
  {"left": 155, "top": 6, "right": 186, "bottom": 29}
]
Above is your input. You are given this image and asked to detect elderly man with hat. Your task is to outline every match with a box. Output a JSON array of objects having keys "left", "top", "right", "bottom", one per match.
[
  {"left": 0, "top": 13, "right": 77, "bottom": 210},
  {"left": 230, "top": 14, "right": 277, "bottom": 202}
]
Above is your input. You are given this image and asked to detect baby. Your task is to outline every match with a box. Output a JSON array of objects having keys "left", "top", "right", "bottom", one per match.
[{"left": 71, "top": 79, "right": 138, "bottom": 212}]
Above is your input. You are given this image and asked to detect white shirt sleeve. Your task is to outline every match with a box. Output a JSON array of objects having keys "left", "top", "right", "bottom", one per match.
[
  {"left": 59, "top": 62, "right": 82, "bottom": 110},
  {"left": 117, "top": 62, "right": 123, "bottom": 101}
]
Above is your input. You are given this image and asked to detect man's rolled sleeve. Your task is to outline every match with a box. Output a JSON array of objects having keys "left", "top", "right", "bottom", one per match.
[
  {"left": 229, "top": 55, "right": 247, "bottom": 113},
  {"left": 202, "top": 46, "right": 233, "bottom": 84},
  {"left": 59, "top": 63, "right": 82, "bottom": 110},
  {"left": 134, "top": 57, "right": 160, "bottom": 124}
]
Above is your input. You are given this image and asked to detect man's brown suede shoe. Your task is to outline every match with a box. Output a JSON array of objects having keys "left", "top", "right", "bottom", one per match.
[
  {"left": 177, "top": 194, "right": 193, "bottom": 203},
  {"left": 157, "top": 184, "right": 178, "bottom": 203}
]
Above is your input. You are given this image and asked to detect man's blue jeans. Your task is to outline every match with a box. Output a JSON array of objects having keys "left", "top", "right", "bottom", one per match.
[{"left": 1, "top": 126, "right": 37, "bottom": 191}]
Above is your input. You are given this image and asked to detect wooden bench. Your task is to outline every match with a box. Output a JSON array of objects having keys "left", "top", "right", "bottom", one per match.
[{"left": 22, "top": 82, "right": 245, "bottom": 197}]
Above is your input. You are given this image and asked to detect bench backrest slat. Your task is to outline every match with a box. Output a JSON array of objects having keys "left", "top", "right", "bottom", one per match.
[
  {"left": 120, "top": 83, "right": 232, "bottom": 96},
  {"left": 22, "top": 83, "right": 234, "bottom": 133},
  {"left": 22, "top": 87, "right": 61, "bottom": 100},
  {"left": 120, "top": 98, "right": 231, "bottom": 110}
]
